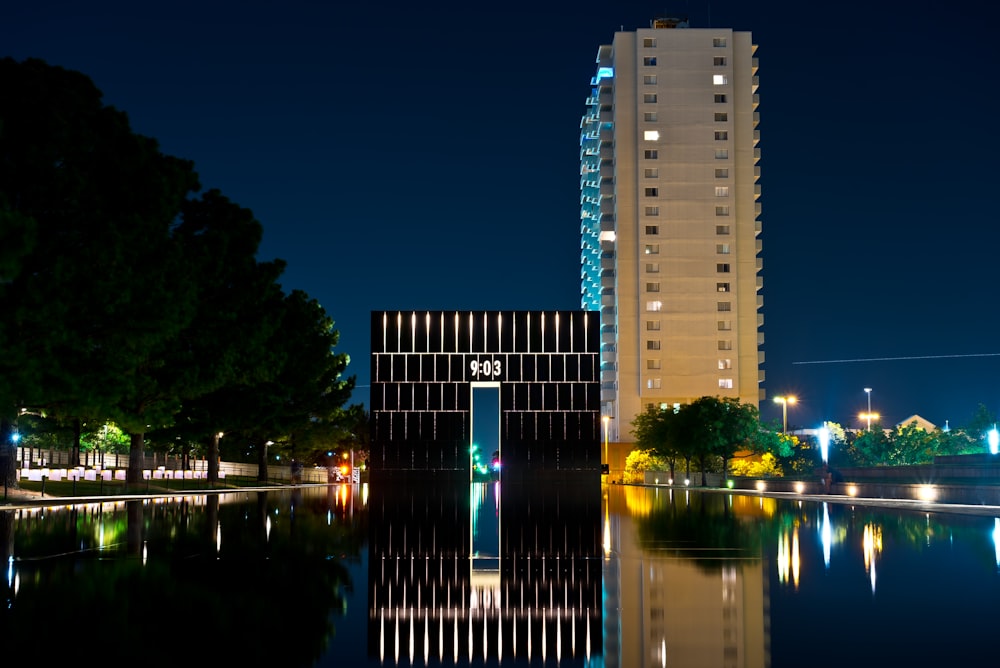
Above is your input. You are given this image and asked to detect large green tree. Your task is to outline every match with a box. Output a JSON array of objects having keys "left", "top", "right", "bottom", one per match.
[
  {"left": 685, "top": 396, "right": 759, "bottom": 486},
  {"left": 0, "top": 57, "right": 201, "bottom": 485},
  {"left": 147, "top": 189, "right": 288, "bottom": 482}
]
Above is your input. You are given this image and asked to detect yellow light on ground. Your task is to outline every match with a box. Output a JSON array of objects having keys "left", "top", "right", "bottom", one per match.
[
  {"left": 755, "top": 480, "right": 766, "bottom": 492},
  {"left": 847, "top": 485, "right": 858, "bottom": 497},
  {"left": 794, "top": 481, "right": 805, "bottom": 494},
  {"left": 917, "top": 485, "right": 937, "bottom": 502}
]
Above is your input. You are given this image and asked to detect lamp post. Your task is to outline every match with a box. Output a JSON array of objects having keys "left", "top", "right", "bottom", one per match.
[
  {"left": 602, "top": 415, "right": 610, "bottom": 475},
  {"left": 773, "top": 395, "right": 797, "bottom": 434},
  {"left": 864, "top": 388, "right": 873, "bottom": 431}
]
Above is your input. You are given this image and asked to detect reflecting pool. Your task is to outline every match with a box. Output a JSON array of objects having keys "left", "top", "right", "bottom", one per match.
[{"left": 3, "top": 482, "right": 1000, "bottom": 667}]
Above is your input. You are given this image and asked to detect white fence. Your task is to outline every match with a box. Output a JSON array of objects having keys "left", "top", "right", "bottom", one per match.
[{"left": 13, "top": 448, "right": 328, "bottom": 484}]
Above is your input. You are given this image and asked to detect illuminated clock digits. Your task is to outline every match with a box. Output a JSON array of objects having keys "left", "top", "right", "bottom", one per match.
[{"left": 469, "top": 357, "right": 502, "bottom": 379}]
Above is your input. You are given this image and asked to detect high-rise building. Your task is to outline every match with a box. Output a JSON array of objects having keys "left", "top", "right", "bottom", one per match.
[{"left": 581, "top": 18, "right": 764, "bottom": 442}]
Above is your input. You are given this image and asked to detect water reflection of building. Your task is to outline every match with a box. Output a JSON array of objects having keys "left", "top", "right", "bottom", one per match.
[
  {"left": 368, "top": 479, "right": 602, "bottom": 665},
  {"left": 605, "top": 487, "right": 770, "bottom": 667}
]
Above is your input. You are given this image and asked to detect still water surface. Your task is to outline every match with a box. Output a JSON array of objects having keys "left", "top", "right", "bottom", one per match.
[{"left": 3, "top": 482, "right": 999, "bottom": 666}]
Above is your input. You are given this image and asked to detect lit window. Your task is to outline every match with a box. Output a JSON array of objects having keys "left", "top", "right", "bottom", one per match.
[
  {"left": 718, "top": 340, "right": 732, "bottom": 350},
  {"left": 714, "top": 57, "right": 727, "bottom": 66},
  {"left": 646, "top": 282, "right": 660, "bottom": 292},
  {"left": 716, "top": 225, "right": 730, "bottom": 235},
  {"left": 644, "top": 149, "right": 659, "bottom": 159},
  {"left": 718, "top": 359, "right": 732, "bottom": 370},
  {"left": 645, "top": 244, "right": 660, "bottom": 255},
  {"left": 644, "top": 168, "right": 659, "bottom": 178},
  {"left": 717, "top": 243, "right": 730, "bottom": 254},
  {"left": 715, "top": 131, "right": 728, "bottom": 140},
  {"left": 647, "top": 359, "right": 662, "bottom": 369},
  {"left": 648, "top": 378, "right": 662, "bottom": 389},
  {"left": 714, "top": 94, "right": 727, "bottom": 103},
  {"left": 717, "top": 263, "right": 730, "bottom": 273},
  {"left": 715, "top": 186, "right": 729, "bottom": 196},
  {"left": 644, "top": 208, "right": 659, "bottom": 217},
  {"left": 646, "top": 300, "right": 663, "bottom": 311},
  {"left": 716, "top": 206, "right": 730, "bottom": 216},
  {"left": 643, "top": 38, "right": 656, "bottom": 47},
  {"left": 643, "top": 75, "right": 657, "bottom": 84},
  {"left": 718, "top": 378, "right": 733, "bottom": 389},
  {"left": 717, "top": 282, "right": 730, "bottom": 292},
  {"left": 715, "top": 149, "right": 729, "bottom": 159},
  {"left": 713, "top": 74, "right": 728, "bottom": 85},
  {"left": 713, "top": 37, "right": 727, "bottom": 47},
  {"left": 643, "top": 56, "right": 657, "bottom": 66},
  {"left": 644, "top": 224, "right": 659, "bottom": 233},
  {"left": 644, "top": 130, "right": 661, "bottom": 140},
  {"left": 645, "top": 187, "right": 659, "bottom": 197},
  {"left": 646, "top": 340, "right": 661, "bottom": 350},
  {"left": 717, "top": 320, "right": 732, "bottom": 331},
  {"left": 715, "top": 112, "right": 728, "bottom": 122},
  {"left": 645, "top": 263, "right": 659, "bottom": 273},
  {"left": 717, "top": 302, "right": 731, "bottom": 311},
  {"left": 596, "top": 67, "right": 614, "bottom": 80},
  {"left": 715, "top": 168, "right": 729, "bottom": 177},
  {"left": 644, "top": 112, "right": 658, "bottom": 122},
  {"left": 646, "top": 320, "right": 661, "bottom": 330},
  {"left": 643, "top": 93, "right": 658, "bottom": 103}
]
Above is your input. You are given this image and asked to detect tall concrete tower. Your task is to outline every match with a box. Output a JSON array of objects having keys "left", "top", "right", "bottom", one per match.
[{"left": 581, "top": 18, "right": 763, "bottom": 442}]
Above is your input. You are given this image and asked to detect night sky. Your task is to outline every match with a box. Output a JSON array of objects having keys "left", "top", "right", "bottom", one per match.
[{"left": 5, "top": 0, "right": 1000, "bottom": 433}]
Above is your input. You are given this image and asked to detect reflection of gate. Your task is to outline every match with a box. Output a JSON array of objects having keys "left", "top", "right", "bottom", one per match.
[
  {"left": 368, "top": 480, "right": 602, "bottom": 663},
  {"left": 369, "top": 310, "right": 601, "bottom": 482}
]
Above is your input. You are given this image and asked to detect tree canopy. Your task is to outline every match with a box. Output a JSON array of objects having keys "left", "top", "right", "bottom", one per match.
[{"left": 0, "top": 57, "right": 357, "bottom": 486}]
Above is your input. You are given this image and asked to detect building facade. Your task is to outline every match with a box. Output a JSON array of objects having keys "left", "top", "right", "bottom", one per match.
[
  {"left": 581, "top": 18, "right": 764, "bottom": 441},
  {"left": 369, "top": 310, "right": 601, "bottom": 482}
]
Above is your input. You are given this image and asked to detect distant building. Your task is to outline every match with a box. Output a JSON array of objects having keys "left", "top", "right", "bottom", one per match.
[
  {"left": 580, "top": 18, "right": 764, "bottom": 442},
  {"left": 896, "top": 415, "right": 936, "bottom": 431}
]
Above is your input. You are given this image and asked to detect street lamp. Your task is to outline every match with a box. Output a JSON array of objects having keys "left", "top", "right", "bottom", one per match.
[
  {"left": 859, "top": 412, "right": 880, "bottom": 432},
  {"left": 864, "top": 388, "right": 873, "bottom": 431},
  {"left": 773, "top": 396, "right": 797, "bottom": 434}
]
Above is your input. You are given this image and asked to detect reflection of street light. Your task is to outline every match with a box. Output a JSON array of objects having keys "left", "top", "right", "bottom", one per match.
[
  {"left": 864, "top": 388, "right": 873, "bottom": 431},
  {"left": 773, "top": 396, "right": 797, "bottom": 434},
  {"left": 988, "top": 425, "right": 999, "bottom": 455},
  {"left": 859, "top": 412, "right": 880, "bottom": 431}
]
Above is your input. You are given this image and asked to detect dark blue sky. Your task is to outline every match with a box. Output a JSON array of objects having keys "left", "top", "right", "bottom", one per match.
[{"left": 5, "top": 1, "right": 999, "bottom": 433}]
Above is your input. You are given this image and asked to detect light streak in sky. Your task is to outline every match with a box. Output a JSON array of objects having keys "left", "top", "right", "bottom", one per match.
[{"left": 793, "top": 353, "right": 1000, "bottom": 365}]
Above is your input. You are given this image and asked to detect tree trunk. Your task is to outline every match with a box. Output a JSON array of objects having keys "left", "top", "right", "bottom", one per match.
[
  {"left": 1, "top": 419, "right": 17, "bottom": 492},
  {"left": 257, "top": 440, "right": 269, "bottom": 483},
  {"left": 72, "top": 418, "right": 81, "bottom": 467},
  {"left": 207, "top": 433, "right": 219, "bottom": 484},
  {"left": 127, "top": 432, "right": 145, "bottom": 488}
]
